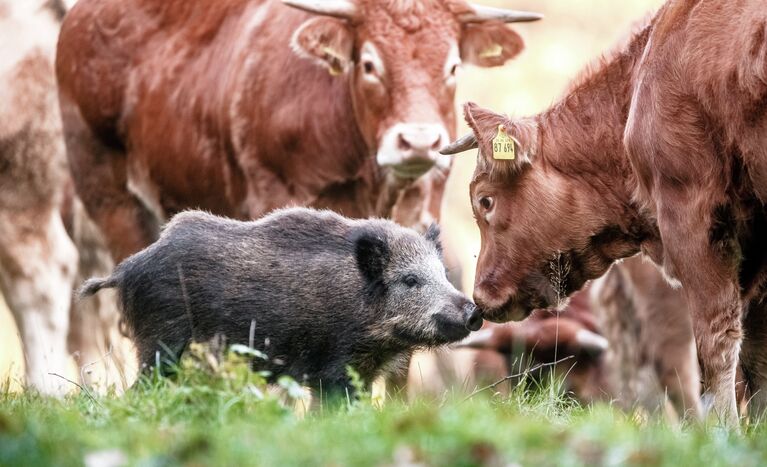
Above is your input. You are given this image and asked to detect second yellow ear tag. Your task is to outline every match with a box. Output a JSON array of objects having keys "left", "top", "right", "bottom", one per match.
[{"left": 492, "top": 124, "right": 516, "bottom": 160}]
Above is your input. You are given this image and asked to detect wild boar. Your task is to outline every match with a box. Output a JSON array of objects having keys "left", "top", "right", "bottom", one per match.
[{"left": 80, "top": 208, "right": 482, "bottom": 393}]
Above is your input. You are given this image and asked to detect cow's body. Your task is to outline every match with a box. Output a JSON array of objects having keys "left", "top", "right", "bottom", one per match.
[
  {"left": 457, "top": 287, "right": 611, "bottom": 402},
  {"left": 56, "top": 0, "right": 539, "bottom": 262},
  {"left": 624, "top": 0, "right": 767, "bottom": 423},
  {"left": 445, "top": 0, "right": 767, "bottom": 425}
]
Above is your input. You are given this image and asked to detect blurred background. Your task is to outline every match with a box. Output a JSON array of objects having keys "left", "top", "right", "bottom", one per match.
[{"left": 0, "top": 0, "right": 665, "bottom": 387}]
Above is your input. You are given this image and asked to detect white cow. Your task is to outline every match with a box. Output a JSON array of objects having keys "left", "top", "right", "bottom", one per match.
[{"left": 0, "top": 0, "right": 134, "bottom": 394}]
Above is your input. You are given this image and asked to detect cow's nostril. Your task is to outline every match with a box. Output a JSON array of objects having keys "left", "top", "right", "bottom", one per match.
[{"left": 397, "top": 134, "right": 411, "bottom": 151}]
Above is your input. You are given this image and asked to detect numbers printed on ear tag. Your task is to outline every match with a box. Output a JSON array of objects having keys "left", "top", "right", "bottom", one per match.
[{"left": 492, "top": 125, "right": 516, "bottom": 160}]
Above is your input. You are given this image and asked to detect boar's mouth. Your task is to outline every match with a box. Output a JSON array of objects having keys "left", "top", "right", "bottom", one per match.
[{"left": 433, "top": 315, "right": 472, "bottom": 343}]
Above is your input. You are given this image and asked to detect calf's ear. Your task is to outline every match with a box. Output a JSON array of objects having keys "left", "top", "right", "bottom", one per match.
[
  {"left": 350, "top": 229, "right": 390, "bottom": 282},
  {"left": 291, "top": 17, "right": 354, "bottom": 76},
  {"left": 460, "top": 22, "right": 524, "bottom": 68},
  {"left": 460, "top": 102, "right": 537, "bottom": 172}
]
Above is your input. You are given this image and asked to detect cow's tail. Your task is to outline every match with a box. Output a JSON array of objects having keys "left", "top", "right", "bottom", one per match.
[{"left": 78, "top": 276, "right": 118, "bottom": 299}]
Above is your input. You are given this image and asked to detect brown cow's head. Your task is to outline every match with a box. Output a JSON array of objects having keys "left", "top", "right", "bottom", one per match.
[
  {"left": 284, "top": 0, "right": 541, "bottom": 180},
  {"left": 442, "top": 103, "right": 642, "bottom": 322}
]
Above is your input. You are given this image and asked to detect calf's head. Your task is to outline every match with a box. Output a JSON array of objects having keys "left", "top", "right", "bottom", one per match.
[
  {"left": 285, "top": 0, "right": 541, "bottom": 179},
  {"left": 350, "top": 223, "right": 482, "bottom": 345},
  {"left": 442, "top": 103, "right": 642, "bottom": 322}
]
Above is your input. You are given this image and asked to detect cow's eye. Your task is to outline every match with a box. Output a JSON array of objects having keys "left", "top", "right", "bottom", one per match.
[
  {"left": 449, "top": 64, "right": 459, "bottom": 76},
  {"left": 479, "top": 196, "right": 494, "bottom": 211},
  {"left": 402, "top": 274, "right": 420, "bottom": 288},
  {"left": 363, "top": 60, "right": 375, "bottom": 74}
]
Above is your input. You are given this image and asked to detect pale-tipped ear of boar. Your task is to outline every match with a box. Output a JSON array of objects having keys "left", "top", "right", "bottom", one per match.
[
  {"left": 350, "top": 228, "right": 390, "bottom": 283},
  {"left": 423, "top": 223, "right": 443, "bottom": 254}
]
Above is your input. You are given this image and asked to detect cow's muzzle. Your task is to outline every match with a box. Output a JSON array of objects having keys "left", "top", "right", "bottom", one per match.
[{"left": 377, "top": 123, "right": 451, "bottom": 179}]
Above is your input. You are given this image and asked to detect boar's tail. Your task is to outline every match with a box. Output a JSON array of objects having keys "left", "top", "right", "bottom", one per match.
[{"left": 78, "top": 276, "right": 118, "bottom": 299}]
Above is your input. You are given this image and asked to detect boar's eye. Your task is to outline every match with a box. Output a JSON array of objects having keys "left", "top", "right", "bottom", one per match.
[
  {"left": 479, "top": 196, "right": 494, "bottom": 211},
  {"left": 402, "top": 274, "right": 421, "bottom": 288}
]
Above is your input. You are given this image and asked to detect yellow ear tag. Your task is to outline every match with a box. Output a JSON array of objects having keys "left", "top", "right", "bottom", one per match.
[
  {"left": 322, "top": 46, "right": 344, "bottom": 76},
  {"left": 492, "top": 124, "right": 517, "bottom": 160},
  {"left": 479, "top": 43, "right": 503, "bottom": 59}
]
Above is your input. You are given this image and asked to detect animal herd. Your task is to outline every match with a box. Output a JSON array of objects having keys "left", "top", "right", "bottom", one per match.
[{"left": 1, "top": 0, "right": 765, "bottom": 428}]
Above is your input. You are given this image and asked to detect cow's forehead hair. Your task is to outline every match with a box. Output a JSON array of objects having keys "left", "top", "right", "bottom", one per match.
[{"left": 357, "top": 0, "right": 471, "bottom": 33}]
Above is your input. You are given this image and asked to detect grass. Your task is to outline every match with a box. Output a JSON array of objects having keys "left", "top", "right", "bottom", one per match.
[{"left": 2, "top": 347, "right": 767, "bottom": 466}]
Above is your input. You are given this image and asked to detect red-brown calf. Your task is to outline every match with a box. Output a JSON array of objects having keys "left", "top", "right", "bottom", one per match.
[{"left": 443, "top": 0, "right": 767, "bottom": 425}]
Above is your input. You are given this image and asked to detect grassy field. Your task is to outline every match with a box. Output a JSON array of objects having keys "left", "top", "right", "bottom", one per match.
[{"left": 1, "top": 349, "right": 765, "bottom": 467}]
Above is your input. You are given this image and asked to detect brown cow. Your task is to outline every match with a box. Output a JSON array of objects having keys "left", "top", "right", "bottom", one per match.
[
  {"left": 55, "top": 0, "right": 542, "bottom": 264},
  {"left": 442, "top": 1, "right": 767, "bottom": 425}
]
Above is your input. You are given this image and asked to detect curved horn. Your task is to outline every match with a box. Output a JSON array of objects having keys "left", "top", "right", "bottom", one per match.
[
  {"left": 281, "top": 0, "right": 357, "bottom": 19},
  {"left": 440, "top": 133, "right": 478, "bottom": 155},
  {"left": 462, "top": 4, "right": 543, "bottom": 23}
]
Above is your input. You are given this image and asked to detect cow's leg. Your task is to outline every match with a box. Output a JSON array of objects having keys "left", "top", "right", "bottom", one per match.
[
  {"left": 654, "top": 337, "right": 701, "bottom": 420},
  {"left": 66, "top": 199, "right": 137, "bottom": 391},
  {"left": 59, "top": 99, "right": 160, "bottom": 262},
  {"left": 0, "top": 209, "right": 77, "bottom": 395},
  {"left": 656, "top": 197, "right": 741, "bottom": 426},
  {"left": 740, "top": 300, "right": 767, "bottom": 418}
]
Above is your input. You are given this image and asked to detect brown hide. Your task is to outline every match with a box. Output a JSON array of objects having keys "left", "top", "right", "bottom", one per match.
[
  {"left": 56, "top": 0, "right": 535, "bottom": 262},
  {"left": 455, "top": 0, "right": 767, "bottom": 424}
]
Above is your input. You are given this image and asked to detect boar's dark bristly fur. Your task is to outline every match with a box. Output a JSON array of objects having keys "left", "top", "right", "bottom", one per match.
[{"left": 80, "top": 208, "right": 480, "bottom": 393}]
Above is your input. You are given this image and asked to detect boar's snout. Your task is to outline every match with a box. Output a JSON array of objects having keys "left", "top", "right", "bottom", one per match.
[
  {"left": 465, "top": 303, "right": 483, "bottom": 332},
  {"left": 433, "top": 296, "right": 482, "bottom": 342}
]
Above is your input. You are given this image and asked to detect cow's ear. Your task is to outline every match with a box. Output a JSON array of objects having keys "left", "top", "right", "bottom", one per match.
[
  {"left": 463, "top": 102, "right": 537, "bottom": 172},
  {"left": 460, "top": 22, "right": 524, "bottom": 68},
  {"left": 349, "top": 229, "right": 390, "bottom": 282},
  {"left": 291, "top": 17, "right": 354, "bottom": 76}
]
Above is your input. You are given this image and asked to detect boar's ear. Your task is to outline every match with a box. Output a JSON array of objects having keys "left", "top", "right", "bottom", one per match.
[
  {"left": 460, "top": 22, "right": 524, "bottom": 68},
  {"left": 424, "top": 223, "right": 443, "bottom": 254},
  {"left": 290, "top": 17, "right": 354, "bottom": 76},
  {"left": 350, "top": 229, "right": 390, "bottom": 282}
]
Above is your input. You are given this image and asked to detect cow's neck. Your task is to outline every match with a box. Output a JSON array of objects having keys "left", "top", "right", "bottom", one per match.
[{"left": 536, "top": 22, "right": 659, "bottom": 253}]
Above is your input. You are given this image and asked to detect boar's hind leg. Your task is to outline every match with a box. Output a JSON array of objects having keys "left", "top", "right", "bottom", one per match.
[{"left": 59, "top": 97, "right": 160, "bottom": 263}]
